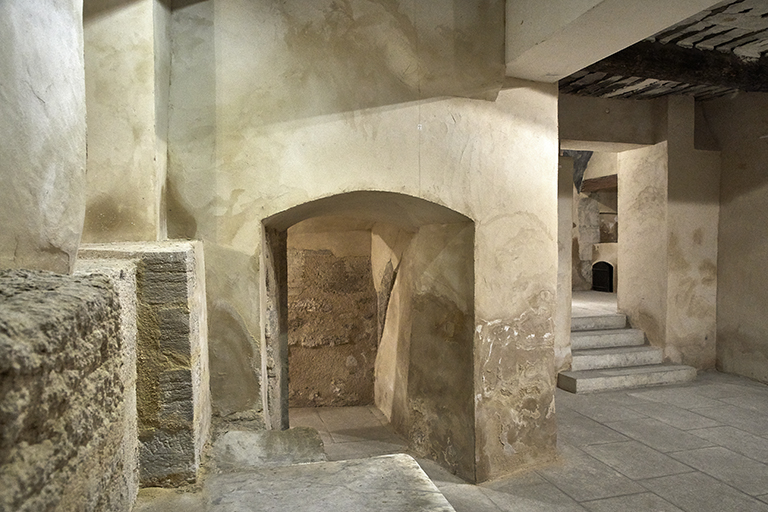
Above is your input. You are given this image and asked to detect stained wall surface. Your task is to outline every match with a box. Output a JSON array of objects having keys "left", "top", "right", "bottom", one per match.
[
  {"left": 381, "top": 222, "right": 475, "bottom": 481},
  {"left": 705, "top": 92, "right": 768, "bottom": 383},
  {"left": 618, "top": 143, "right": 669, "bottom": 353},
  {"left": 665, "top": 96, "right": 719, "bottom": 368},
  {"left": 0, "top": 0, "right": 86, "bottom": 273},
  {"left": 168, "top": 0, "right": 559, "bottom": 481},
  {"left": 83, "top": 0, "right": 169, "bottom": 242}
]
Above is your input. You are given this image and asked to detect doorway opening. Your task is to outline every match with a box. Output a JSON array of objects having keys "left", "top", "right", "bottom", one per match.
[
  {"left": 261, "top": 191, "right": 477, "bottom": 481},
  {"left": 591, "top": 261, "right": 614, "bottom": 292}
]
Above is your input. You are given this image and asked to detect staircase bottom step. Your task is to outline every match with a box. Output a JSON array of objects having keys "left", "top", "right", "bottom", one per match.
[{"left": 558, "top": 364, "right": 697, "bottom": 394}]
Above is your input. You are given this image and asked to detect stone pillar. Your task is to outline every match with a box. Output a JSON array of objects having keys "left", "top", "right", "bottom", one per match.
[
  {"left": 79, "top": 241, "right": 210, "bottom": 487},
  {"left": 0, "top": 0, "right": 87, "bottom": 273}
]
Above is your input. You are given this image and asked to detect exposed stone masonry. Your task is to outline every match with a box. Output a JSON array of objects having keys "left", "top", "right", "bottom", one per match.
[{"left": 0, "top": 270, "right": 133, "bottom": 512}]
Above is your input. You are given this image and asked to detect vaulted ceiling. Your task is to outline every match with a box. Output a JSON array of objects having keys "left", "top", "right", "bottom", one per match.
[{"left": 560, "top": 0, "right": 768, "bottom": 100}]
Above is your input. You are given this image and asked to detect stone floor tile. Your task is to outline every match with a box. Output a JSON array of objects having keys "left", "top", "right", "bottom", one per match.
[
  {"left": 720, "top": 394, "right": 768, "bottom": 414},
  {"left": 212, "top": 428, "right": 326, "bottom": 471},
  {"left": 758, "top": 494, "right": 768, "bottom": 505},
  {"left": 581, "top": 441, "right": 692, "bottom": 480},
  {"left": 556, "top": 410, "right": 631, "bottom": 447},
  {"left": 324, "top": 438, "right": 407, "bottom": 461},
  {"left": 669, "top": 446, "right": 768, "bottom": 496},
  {"left": 690, "top": 426, "right": 768, "bottom": 463},
  {"left": 437, "top": 484, "right": 503, "bottom": 512},
  {"left": 557, "top": 397, "right": 646, "bottom": 423},
  {"left": 623, "top": 401, "right": 721, "bottom": 430},
  {"left": 689, "top": 404, "right": 768, "bottom": 436},
  {"left": 289, "top": 408, "right": 334, "bottom": 445},
  {"left": 640, "top": 472, "right": 768, "bottom": 512},
  {"left": 537, "top": 444, "right": 644, "bottom": 502},
  {"left": 133, "top": 488, "right": 207, "bottom": 512},
  {"left": 605, "top": 418, "right": 715, "bottom": 452},
  {"left": 316, "top": 406, "right": 382, "bottom": 431},
  {"left": 482, "top": 473, "right": 588, "bottom": 512},
  {"left": 627, "top": 387, "right": 725, "bottom": 410},
  {"left": 581, "top": 492, "right": 684, "bottom": 512}
]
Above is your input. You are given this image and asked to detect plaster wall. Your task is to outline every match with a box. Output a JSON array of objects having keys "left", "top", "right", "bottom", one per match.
[
  {"left": 392, "top": 223, "right": 475, "bottom": 481},
  {"left": 704, "top": 92, "right": 768, "bottom": 382},
  {"left": 83, "top": 0, "right": 169, "bottom": 242},
  {"left": 0, "top": 0, "right": 86, "bottom": 273},
  {"left": 618, "top": 142, "right": 669, "bottom": 350},
  {"left": 563, "top": 95, "right": 719, "bottom": 369},
  {"left": 584, "top": 152, "right": 619, "bottom": 180},
  {"left": 560, "top": 95, "right": 666, "bottom": 147},
  {"left": 556, "top": 158, "right": 573, "bottom": 371},
  {"left": 665, "top": 96, "right": 719, "bottom": 368},
  {"left": 168, "top": 0, "right": 559, "bottom": 481}
]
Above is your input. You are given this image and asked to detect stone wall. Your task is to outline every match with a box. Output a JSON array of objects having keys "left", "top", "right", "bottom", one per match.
[
  {"left": 0, "top": 270, "right": 136, "bottom": 512},
  {"left": 79, "top": 241, "right": 210, "bottom": 487},
  {"left": 287, "top": 220, "right": 378, "bottom": 407}
]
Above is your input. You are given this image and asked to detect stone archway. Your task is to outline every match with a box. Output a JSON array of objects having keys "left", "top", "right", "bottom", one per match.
[{"left": 260, "top": 191, "right": 476, "bottom": 481}]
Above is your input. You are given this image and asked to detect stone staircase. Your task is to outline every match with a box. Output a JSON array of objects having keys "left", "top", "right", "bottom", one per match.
[{"left": 558, "top": 312, "right": 697, "bottom": 393}]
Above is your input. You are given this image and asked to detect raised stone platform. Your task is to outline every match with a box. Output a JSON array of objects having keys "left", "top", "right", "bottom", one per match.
[
  {"left": 207, "top": 454, "right": 455, "bottom": 512},
  {"left": 558, "top": 364, "right": 697, "bottom": 393}
]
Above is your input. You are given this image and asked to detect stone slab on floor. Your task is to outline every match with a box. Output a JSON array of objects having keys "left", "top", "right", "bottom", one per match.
[
  {"left": 213, "top": 427, "right": 326, "bottom": 471},
  {"left": 207, "top": 454, "right": 455, "bottom": 512},
  {"left": 559, "top": 364, "right": 697, "bottom": 393}
]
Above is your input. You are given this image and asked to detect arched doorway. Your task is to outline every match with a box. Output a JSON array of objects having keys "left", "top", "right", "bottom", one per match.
[
  {"left": 592, "top": 261, "right": 614, "bottom": 292},
  {"left": 260, "top": 191, "right": 476, "bottom": 481}
]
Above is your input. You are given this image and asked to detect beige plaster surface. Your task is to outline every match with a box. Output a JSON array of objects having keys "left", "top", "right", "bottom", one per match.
[
  {"left": 584, "top": 152, "right": 619, "bottom": 181},
  {"left": 556, "top": 158, "right": 574, "bottom": 372},
  {"left": 83, "top": 0, "right": 167, "bottom": 242},
  {"left": 0, "top": 0, "right": 86, "bottom": 273},
  {"left": 705, "top": 92, "right": 768, "bottom": 383},
  {"left": 618, "top": 142, "right": 669, "bottom": 351},
  {"left": 560, "top": 95, "right": 666, "bottom": 147},
  {"left": 164, "top": 0, "right": 558, "bottom": 480},
  {"left": 665, "top": 96, "right": 719, "bottom": 369},
  {"left": 565, "top": 96, "right": 719, "bottom": 371}
]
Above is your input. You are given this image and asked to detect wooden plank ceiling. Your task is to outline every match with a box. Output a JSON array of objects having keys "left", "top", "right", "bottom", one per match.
[{"left": 560, "top": 0, "right": 768, "bottom": 100}]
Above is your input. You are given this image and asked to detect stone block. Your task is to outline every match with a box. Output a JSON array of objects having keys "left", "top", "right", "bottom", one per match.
[
  {"left": 0, "top": 269, "right": 136, "bottom": 512},
  {"left": 79, "top": 241, "right": 210, "bottom": 487}
]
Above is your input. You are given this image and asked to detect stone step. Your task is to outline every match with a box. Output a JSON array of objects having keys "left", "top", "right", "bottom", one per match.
[
  {"left": 571, "top": 328, "right": 645, "bottom": 350},
  {"left": 558, "top": 364, "right": 697, "bottom": 394},
  {"left": 571, "top": 345, "right": 663, "bottom": 371},
  {"left": 571, "top": 313, "right": 627, "bottom": 332}
]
